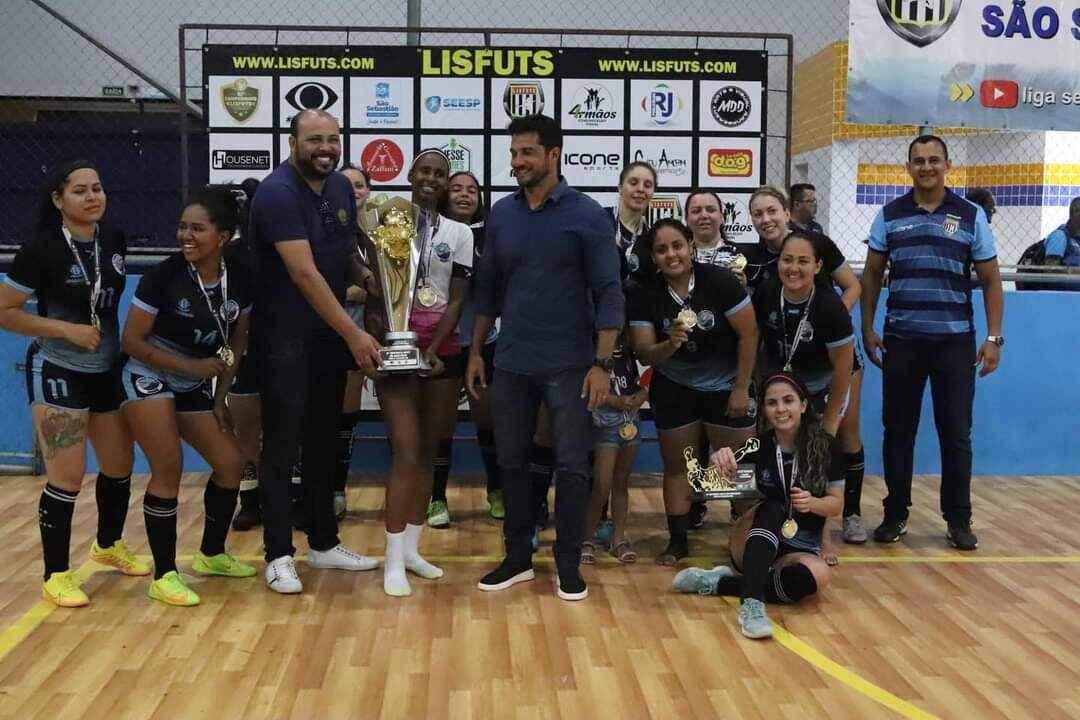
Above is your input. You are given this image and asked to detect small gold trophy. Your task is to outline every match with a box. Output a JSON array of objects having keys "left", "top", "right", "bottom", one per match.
[
  {"left": 685, "top": 437, "right": 763, "bottom": 501},
  {"left": 359, "top": 194, "right": 431, "bottom": 373}
]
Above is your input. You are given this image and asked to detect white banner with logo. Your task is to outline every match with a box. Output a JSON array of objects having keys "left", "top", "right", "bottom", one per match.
[{"left": 848, "top": 1, "right": 1080, "bottom": 131}]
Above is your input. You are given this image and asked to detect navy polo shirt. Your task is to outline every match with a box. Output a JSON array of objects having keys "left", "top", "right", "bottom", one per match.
[
  {"left": 473, "top": 178, "right": 624, "bottom": 375},
  {"left": 868, "top": 188, "right": 996, "bottom": 341},
  {"left": 247, "top": 162, "right": 357, "bottom": 344}
]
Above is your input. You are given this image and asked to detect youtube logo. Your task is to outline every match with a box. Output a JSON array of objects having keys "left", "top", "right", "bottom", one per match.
[{"left": 980, "top": 80, "right": 1018, "bottom": 109}]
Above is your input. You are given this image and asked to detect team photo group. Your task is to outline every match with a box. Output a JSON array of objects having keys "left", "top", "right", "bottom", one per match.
[{"left": 0, "top": 104, "right": 1004, "bottom": 641}]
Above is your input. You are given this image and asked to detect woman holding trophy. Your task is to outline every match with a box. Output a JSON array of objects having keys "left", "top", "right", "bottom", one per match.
[
  {"left": 626, "top": 219, "right": 758, "bottom": 566},
  {"left": 367, "top": 149, "right": 474, "bottom": 597}
]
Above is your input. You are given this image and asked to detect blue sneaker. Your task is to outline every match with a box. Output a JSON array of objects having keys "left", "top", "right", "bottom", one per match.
[
  {"left": 738, "top": 598, "right": 773, "bottom": 639},
  {"left": 594, "top": 519, "right": 614, "bottom": 547},
  {"left": 672, "top": 565, "right": 734, "bottom": 595}
]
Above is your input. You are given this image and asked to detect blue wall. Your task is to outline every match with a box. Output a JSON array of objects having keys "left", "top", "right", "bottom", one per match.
[{"left": 1, "top": 284, "right": 1075, "bottom": 476}]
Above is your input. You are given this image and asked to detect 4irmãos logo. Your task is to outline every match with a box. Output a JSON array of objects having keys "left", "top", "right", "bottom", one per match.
[
  {"left": 722, "top": 202, "right": 754, "bottom": 235},
  {"left": 568, "top": 84, "right": 617, "bottom": 126},
  {"left": 710, "top": 86, "right": 752, "bottom": 127},
  {"left": 504, "top": 82, "right": 545, "bottom": 118},
  {"left": 708, "top": 149, "right": 753, "bottom": 178},
  {"left": 876, "top": 0, "right": 962, "bottom": 47},
  {"left": 421, "top": 49, "right": 555, "bottom": 76}
]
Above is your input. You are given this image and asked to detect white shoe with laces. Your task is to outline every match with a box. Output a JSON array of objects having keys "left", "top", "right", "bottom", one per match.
[
  {"left": 265, "top": 555, "right": 303, "bottom": 594},
  {"left": 308, "top": 544, "right": 379, "bottom": 571}
]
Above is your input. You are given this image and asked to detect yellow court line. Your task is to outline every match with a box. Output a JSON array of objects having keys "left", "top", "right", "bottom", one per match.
[
  {"left": 722, "top": 597, "right": 940, "bottom": 720},
  {"left": 687, "top": 555, "right": 1080, "bottom": 566},
  {"left": 0, "top": 561, "right": 99, "bottom": 663}
]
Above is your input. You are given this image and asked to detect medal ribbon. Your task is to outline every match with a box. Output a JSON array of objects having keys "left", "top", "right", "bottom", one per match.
[
  {"left": 779, "top": 284, "right": 815, "bottom": 371},
  {"left": 416, "top": 211, "right": 442, "bottom": 291},
  {"left": 61, "top": 224, "right": 102, "bottom": 326},
  {"left": 189, "top": 258, "right": 231, "bottom": 353},
  {"left": 775, "top": 444, "right": 798, "bottom": 522},
  {"left": 666, "top": 271, "right": 695, "bottom": 309}
]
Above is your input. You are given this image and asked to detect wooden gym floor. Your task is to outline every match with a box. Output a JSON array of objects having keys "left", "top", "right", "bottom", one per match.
[{"left": 1, "top": 472, "right": 1079, "bottom": 719}]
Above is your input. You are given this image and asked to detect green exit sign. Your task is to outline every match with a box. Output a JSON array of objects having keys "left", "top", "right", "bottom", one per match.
[{"left": 101, "top": 86, "right": 124, "bottom": 97}]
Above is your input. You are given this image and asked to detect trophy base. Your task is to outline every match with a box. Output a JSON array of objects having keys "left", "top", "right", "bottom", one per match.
[
  {"left": 689, "top": 466, "right": 763, "bottom": 502},
  {"left": 378, "top": 333, "right": 431, "bottom": 373}
]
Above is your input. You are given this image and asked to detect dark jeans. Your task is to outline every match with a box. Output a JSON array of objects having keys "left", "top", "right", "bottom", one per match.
[
  {"left": 882, "top": 336, "right": 975, "bottom": 524},
  {"left": 257, "top": 336, "right": 348, "bottom": 561},
  {"left": 490, "top": 366, "right": 592, "bottom": 573}
]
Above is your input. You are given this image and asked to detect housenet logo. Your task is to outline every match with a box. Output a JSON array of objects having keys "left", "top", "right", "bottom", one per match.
[{"left": 212, "top": 149, "right": 271, "bottom": 171}]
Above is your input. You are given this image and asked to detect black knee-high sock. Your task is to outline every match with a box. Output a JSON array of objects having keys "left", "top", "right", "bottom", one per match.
[
  {"left": 764, "top": 563, "right": 818, "bottom": 604},
  {"left": 39, "top": 484, "right": 77, "bottom": 580},
  {"left": 95, "top": 472, "right": 131, "bottom": 549},
  {"left": 201, "top": 479, "right": 239, "bottom": 556},
  {"left": 740, "top": 527, "right": 781, "bottom": 602},
  {"left": 529, "top": 443, "right": 554, "bottom": 522},
  {"left": 143, "top": 492, "right": 178, "bottom": 579},
  {"left": 477, "top": 428, "right": 500, "bottom": 492},
  {"left": 843, "top": 448, "right": 865, "bottom": 518},
  {"left": 666, "top": 513, "right": 689, "bottom": 552},
  {"left": 335, "top": 411, "right": 361, "bottom": 493},
  {"left": 431, "top": 438, "right": 453, "bottom": 502}
]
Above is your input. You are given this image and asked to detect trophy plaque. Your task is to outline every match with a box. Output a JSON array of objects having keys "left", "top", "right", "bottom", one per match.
[
  {"left": 359, "top": 195, "right": 431, "bottom": 373},
  {"left": 685, "top": 437, "right": 763, "bottom": 502}
]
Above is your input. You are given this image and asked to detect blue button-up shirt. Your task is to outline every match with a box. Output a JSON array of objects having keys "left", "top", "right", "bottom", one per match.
[{"left": 473, "top": 178, "right": 624, "bottom": 375}]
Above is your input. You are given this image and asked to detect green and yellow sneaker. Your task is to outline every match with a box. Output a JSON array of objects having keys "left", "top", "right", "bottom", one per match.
[
  {"left": 89, "top": 539, "right": 151, "bottom": 576},
  {"left": 192, "top": 551, "right": 256, "bottom": 578},
  {"left": 148, "top": 571, "right": 200, "bottom": 607}
]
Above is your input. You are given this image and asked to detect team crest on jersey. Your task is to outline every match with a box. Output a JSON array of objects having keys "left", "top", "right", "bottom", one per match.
[
  {"left": 220, "top": 299, "right": 241, "bottom": 323},
  {"left": 68, "top": 264, "right": 84, "bottom": 282},
  {"left": 435, "top": 241, "right": 452, "bottom": 262},
  {"left": 799, "top": 321, "right": 815, "bottom": 342},
  {"left": 626, "top": 252, "right": 640, "bottom": 273},
  {"left": 698, "top": 309, "right": 716, "bottom": 330},
  {"left": 661, "top": 318, "right": 672, "bottom": 331},
  {"left": 111, "top": 253, "right": 124, "bottom": 275},
  {"left": 767, "top": 310, "right": 779, "bottom": 328},
  {"left": 942, "top": 214, "right": 960, "bottom": 235},
  {"left": 176, "top": 297, "right": 194, "bottom": 317},
  {"left": 134, "top": 375, "right": 164, "bottom": 395},
  {"left": 337, "top": 208, "right": 349, "bottom": 226}
]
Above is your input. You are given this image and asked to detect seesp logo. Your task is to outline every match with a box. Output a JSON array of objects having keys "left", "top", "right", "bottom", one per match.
[
  {"left": 710, "top": 86, "right": 752, "bottom": 127},
  {"left": 641, "top": 83, "right": 683, "bottom": 125},
  {"left": 220, "top": 79, "right": 259, "bottom": 123},
  {"left": 707, "top": 149, "right": 753, "bottom": 178},
  {"left": 425, "top": 95, "right": 482, "bottom": 113},
  {"left": 284, "top": 81, "right": 338, "bottom": 113},
  {"left": 876, "top": 0, "right": 962, "bottom": 47},
  {"left": 360, "top": 139, "right": 405, "bottom": 182},
  {"left": 440, "top": 138, "right": 473, "bottom": 173},
  {"left": 503, "top": 82, "right": 545, "bottom": 118},
  {"left": 212, "top": 149, "right": 271, "bottom": 171},
  {"left": 567, "top": 84, "right": 618, "bottom": 127}
]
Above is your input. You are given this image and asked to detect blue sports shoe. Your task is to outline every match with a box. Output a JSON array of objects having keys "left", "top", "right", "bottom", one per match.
[{"left": 671, "top": 565, "right": 734, "bottom": 595}]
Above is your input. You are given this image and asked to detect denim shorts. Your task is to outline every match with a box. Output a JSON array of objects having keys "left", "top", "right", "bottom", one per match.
[{"left": 593, "top": 418, "right": 642, "bottom": 449}]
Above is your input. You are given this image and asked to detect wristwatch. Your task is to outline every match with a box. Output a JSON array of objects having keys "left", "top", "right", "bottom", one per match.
[
  {"left": 986, "top": 335, "right": 1005, "bottom": 347},
  {"left": 592, "top": 357, "right": 615, "bottom": 372}
]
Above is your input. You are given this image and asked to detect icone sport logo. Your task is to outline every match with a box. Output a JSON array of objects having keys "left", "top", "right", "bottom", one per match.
[
  {"left": 360, "top": 139, "right": 405, "bottom": 182},
  {"left": 877, "top": 0, "right": 962, "bottom": 47}
]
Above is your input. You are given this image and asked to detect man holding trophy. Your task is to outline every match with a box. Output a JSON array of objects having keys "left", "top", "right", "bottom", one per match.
[{"left": 468, "top": 114, "right": 624, "bottom": 602}]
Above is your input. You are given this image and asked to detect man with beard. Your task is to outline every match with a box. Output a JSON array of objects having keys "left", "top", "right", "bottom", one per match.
[
  {"left": 467, "top": 113, "right": 623, "bottom": 601},
  {"left": 248, "top": 109, "right": 382, "bottom": 594}
]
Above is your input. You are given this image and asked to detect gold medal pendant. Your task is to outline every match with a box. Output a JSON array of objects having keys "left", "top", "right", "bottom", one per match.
[
  {"left": 416, "top": 284, "right": 438, "bottom": 308},
  {"left": 619, "top": 422, "right": 638, "bottom": 441},
  {"left": 780, "top": 518, "right": 798, "bottom": 540},
  {"left": 730, "top": 254, "right": 748, "bottom": 272},
  {"left": 90, "top": 314, "right": 102, "bottom": 331},
  {"left": 217, "top": 345, "right": 236, "bottom": 368},
  {"left": 676, "top": 308, "right": 698, "bottom": 329}
]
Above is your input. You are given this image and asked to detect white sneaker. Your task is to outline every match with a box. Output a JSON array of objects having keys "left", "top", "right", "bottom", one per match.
[
  {"left": 265, "top": 555, "right": 302, "bottom": 594},
  {"left": 308, "top": 544, "right": 378, "bottom": 571}
]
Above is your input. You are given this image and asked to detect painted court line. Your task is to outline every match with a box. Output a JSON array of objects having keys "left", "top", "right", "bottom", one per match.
[{"left": 0, "top": 561, "right": 98, "bottom": 663}]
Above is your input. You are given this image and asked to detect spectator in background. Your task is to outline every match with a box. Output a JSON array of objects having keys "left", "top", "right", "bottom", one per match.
[
  {"left": 965, "top": 188, "right": 997, "bottom": 225},
  {"left": 1043, "top": 196, "right": 1080, "bottom": 268},
  {"left": 789, "top": 183, "right": 823, "bottom": 234}
]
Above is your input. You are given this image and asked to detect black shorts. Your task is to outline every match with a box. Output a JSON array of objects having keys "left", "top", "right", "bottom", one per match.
[
  {"left": 229, "top": 351, "right": 259, "bottom": 396},
  {"left": 25, "top": 344, "right": 124, "bottom": 413},
  {"left": 120, "top": 362, "right": 215, "bottom": 413},
  {"left": 649, "top": 370, "right": 756, "bottom": 432}
]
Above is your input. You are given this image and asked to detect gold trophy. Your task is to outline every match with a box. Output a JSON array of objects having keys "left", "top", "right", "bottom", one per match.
[
  {"left": 359, "top": 194, "right": 431, "bottom": 373},
  {"left": 685, "top": 437, "right": 763, "bottom": 501}
]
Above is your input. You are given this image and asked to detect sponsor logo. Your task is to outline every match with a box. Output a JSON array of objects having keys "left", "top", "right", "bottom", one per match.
[
  {"left": 285, "top": 81, "right": 338, "bottom": 113},
  {"left": 648, "top": 195, "right": 682, "bottom": 223},
  {"left": 722, "top": 202, "right": 754, "bottom": 235},
  {"left": 567, "top": 84, "right": 618, "bottom": 126},
  {"left": 503, "top": 81, "right": 545, "bottom": 118},
  {"left": 212, "top": 149, "right": 271, "bottom": 171},
  {"left": 699, "top": 310, "right": 716, "bottom": 331},
  {"left": 424, "top": 95, "right": 482, "bottom": 113},
  {"left": 68, "top": 264, "right": 84, "bottom": 281},
  {"left": 111, "top": 253, "right": 124, "bottom": 275},
  {"left": 942, "top": 213, "right": 961, "bottom": 235},
  {"left": 134, "top": 375, "right": 165, "bottom": 395},
  {"left": 626, "top": 252, "right": 640, "bottom": 273},
  {"left": 220, "top": 79, "right": 259, "bottom": 123},
  {"left": 707, "top": 149, "right": 753, "bottom": 178},
  {"left": 360, "top": 138, "right": 405, "bottom": 182},
  {"left": 641, "top": 83, "right": 683, "bottom": 125},
  {"left": 563, "top": 151, "right": 621, "bottom": 171},
  {"left": 798, "top": 321, "right": 815, "bottom": 342},
  {"left": 337, "top": 208, "right": 349, "bottom": 225},
  {"left": 365, "top": 81, "right": 402, "bottom": 124},
  {"left": 767, "top": 310, "right": 779, "bottom": 328},
  {"left": 434, "top": 241, "right": 452, "bottom": 262},
  {"left": 876, "top": 0, "right": 962, "bottom": 47},
  {"left": 710, "top": 86, "right": 752, "bottom": 127},
  {"left": 632, "top": 146, "right": 689, "bottom": 178},
  {"left": 440, "top": 137, "right": 473, "bottom": 173},
  {"left": 980, "top": 79, "right": 1018, "bottom": 109},
  {"left": 176, "top": 297, "right": 194, "bottom": 317}
]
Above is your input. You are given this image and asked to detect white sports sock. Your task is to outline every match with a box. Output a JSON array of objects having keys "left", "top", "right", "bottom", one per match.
[
  {"left": 383, "top": 530, "right": 411, "bottom": 597},
  {"left": 403, "top": 523, "right": 444, "bottom": 579}
]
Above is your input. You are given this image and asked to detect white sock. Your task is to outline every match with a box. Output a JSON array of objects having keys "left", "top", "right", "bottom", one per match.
[
  {"left": 404, "top": 523, "right": 444, "bottom": 579},
  {"left": 383, "top": 530, "right": 411, "bottom": 597}
]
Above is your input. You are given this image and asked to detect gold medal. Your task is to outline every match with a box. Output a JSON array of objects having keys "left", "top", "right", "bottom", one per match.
[
  {"left": 416, "top": 283, "right": 438, "bottom": 308},
  {"left": 90, "top": 314, "right": 101, "bottom": 331},
  {"left": 676, "top": 308, "right": 698, "bottom": 329},
  {"left": 619, "top": 422, "right": 638, "bottom": 441},
  {"left": 217, "top": 345, "right": 236, "bottom": 368},
  {"left": 731, "top": 254, "right": 748, "bottom": 272},
  {"left": 781, "top": 518, "right": 798, "bottom": 540}
]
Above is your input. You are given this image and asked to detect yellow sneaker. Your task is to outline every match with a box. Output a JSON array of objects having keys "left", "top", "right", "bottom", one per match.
[
  {"left": 89, "top": 540, "right": 151, "bottom": 576},
  {"left": 147, "top": 571, "right": 200, "bottom": 607},
  {"left": 43, "top": 571, "right": 90, "bottom": 608},
  {"left": 192, "top": 551, "right": 256, "bottom": 578}
]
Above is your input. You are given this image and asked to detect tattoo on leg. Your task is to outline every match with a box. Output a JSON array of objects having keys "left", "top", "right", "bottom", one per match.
[{"left": 39, "top": 408, "right": 86, "bottom": 459}]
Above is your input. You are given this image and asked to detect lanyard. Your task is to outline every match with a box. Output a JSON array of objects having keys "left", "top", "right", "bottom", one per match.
[
  {"left": 775, "top": 444, "right": 798, "bottom": 519},
  {"left": 666, "top": 271, "right": 695, "bottom": 309},
  {"left": 417, "top": 211, "right": 442, "bottom": 285},
  {"left": 613, "top": 202, "right": 645, "bottom": 250},
  {"left": 779, "top": 285, "right": 815, "bottom": 371},
  {"left": 61, "top": 224, "right": 102, "bottom": 326},
  {"left": 189, "top": 258, "right": 231, "bottom": 350}
]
